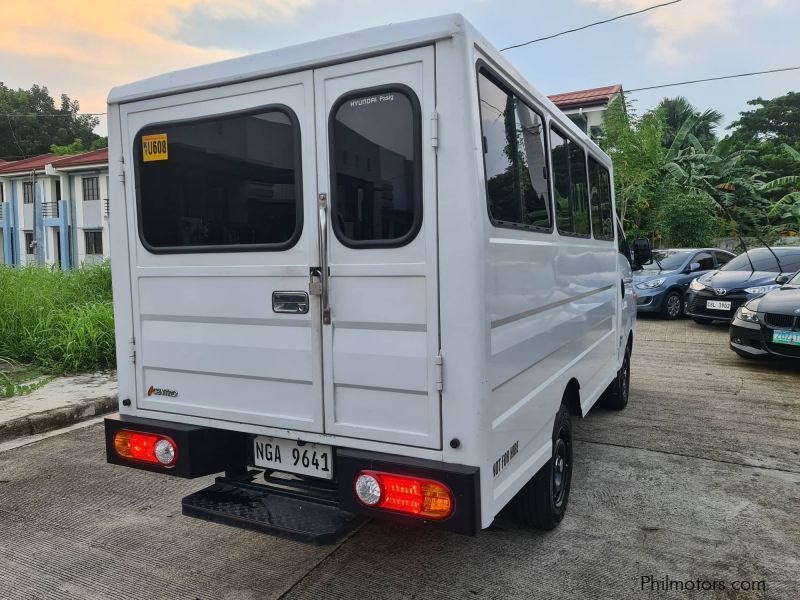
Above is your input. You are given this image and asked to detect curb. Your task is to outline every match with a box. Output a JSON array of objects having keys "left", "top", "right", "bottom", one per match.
[{"left": 0, "top": 395, "right": 118, "bottom": 444}]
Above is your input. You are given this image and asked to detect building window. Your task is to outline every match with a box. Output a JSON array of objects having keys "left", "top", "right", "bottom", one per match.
[
  {"left": 588, "top": 157, "right": 614, "bottom": 240},
  {"left": 24, "top": 231, "right": 34, "bottom": 253},
  {"left": 23, "top": 182, "right": 34, "bottom": 204},
  {"left": 330, "top": 86, "right": 422, "bottom": 247},
  {"left": 135, "top": 107, "right": 302, "bottom": 252},
  {"left": 478, "top": 70, "right": 552, "bottom": 231},
  {"left": 84, "top": 231, "right": 103, "bottom": 255},
  {"left": 550, "top": 127, "right": 591, "bottom": 237},
  {"left": 82, "top": 177, "right": 100, "bottom": 201}
]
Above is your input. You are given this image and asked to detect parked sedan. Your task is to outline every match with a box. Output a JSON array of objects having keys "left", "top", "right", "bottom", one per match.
[
  {"left": 686, "top": 247, "right": 800, "bottom": 323},
  {"left": 634, "top": 248, "right": 734, "bottom": 319},
  {"left": 730, "top": 270, "right": 800, "bottom": 360}
]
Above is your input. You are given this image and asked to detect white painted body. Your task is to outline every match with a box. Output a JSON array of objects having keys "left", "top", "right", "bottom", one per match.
[{"left": 108, "top": 14, "right": 635, "bottom": 529}]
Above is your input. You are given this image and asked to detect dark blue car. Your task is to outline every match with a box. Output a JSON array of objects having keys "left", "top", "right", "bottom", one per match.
[
  {"left": 685, "top": 247, "right": 800, "bottom": 323},
  {"left": 634, "top": 248, "right": 734, "bottom": 319}
]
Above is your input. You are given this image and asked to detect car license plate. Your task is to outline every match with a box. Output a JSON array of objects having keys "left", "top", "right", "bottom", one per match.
[
  {"left": 253, "top": 436, "right": 333, "bottom": 479},
  {"left": 773, "top": 330, "right": 800, "bottom": 347},
  {"left": 706, "top": 300, "right": 732, "bottom": 311}
]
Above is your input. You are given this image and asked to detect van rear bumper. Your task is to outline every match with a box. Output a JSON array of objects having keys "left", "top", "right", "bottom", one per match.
[{"left": 104, "top": 416, "right": 481, "bottom": 536}]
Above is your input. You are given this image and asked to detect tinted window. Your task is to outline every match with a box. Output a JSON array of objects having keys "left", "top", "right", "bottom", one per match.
[
  {"left": 720, "top": 249, "right": 800, "bottom": 273},
  {"left": 330, "top": 88, "right": 421, "bottom": 247},
  {"left": 478, "top": 71, "right": 551, "bottom": 230},
  {"left": 693, "top": 251, "right": 715, "bottom": 270},
  {"left": 588, "top": 157, "right": 614, "bottom": 240},
  {"left": 551, "top": 128, "right": 590, "bottom": 236},
  {"left": 136, "top": 108, "right": 301, "bottom": 251},
  {"left": 616, "top": 220, "right": 631, "bottom": 262},
  {"left": 714, "top": 251, "right": 733, "bottom": 266}
]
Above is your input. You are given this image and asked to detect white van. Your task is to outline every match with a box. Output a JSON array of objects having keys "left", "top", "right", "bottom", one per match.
[{"left": 104, "top": 13, "right": 648, "bottom": 543}]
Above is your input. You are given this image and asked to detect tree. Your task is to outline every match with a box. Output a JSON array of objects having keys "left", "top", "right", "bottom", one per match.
[
  {"left": 0, "top": 83, "right": 100, "bottom": 160},
  {"left": 657, "top": 96, "right": 722, "bottom": 150},
  {"left": 50, "top": 137, "right": 107, "bottom": 156}
]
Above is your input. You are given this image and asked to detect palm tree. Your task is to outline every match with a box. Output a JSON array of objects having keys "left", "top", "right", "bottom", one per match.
[{"left": 656, "top": 96, "right": 722, "bottom": 150}]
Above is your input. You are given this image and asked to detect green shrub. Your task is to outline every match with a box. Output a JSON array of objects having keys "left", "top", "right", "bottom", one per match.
[{"left": 0, "top": 263, "right": 115, "bottom": 373}]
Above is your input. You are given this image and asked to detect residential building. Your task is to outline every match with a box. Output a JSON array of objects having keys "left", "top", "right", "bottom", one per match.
[
  {"left": 548, "top": 84, "right": 623, "bottom": 140},
  {"left": 0, "top": 149, "right": 110, "bottom": 268}
]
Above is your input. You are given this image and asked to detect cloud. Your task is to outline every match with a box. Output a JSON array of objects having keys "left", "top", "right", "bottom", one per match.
[
  {"left": 0, "top": 1, "right": 317, "bottom": 116},
  {"left": 579, "top": 0, "right": 780, "bottom": 66}
]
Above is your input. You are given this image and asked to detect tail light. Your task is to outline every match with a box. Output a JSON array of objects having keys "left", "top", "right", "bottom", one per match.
[
  {"left": 114, "top": 430, "right": 177, "bottom": 467},
  {"left": 354, "top": 470, "right": 453, "bottom": 520}
]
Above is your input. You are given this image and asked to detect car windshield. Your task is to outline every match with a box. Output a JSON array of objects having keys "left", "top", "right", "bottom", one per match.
[
  {"left": 642, "top": 250, "right": 691, "bottom": 271},
  {"left": 720, "top": 248, "right": 800, "bottom": 273},
  {"left": 789, "top": 271, "right": 800, "bottom": 286}
]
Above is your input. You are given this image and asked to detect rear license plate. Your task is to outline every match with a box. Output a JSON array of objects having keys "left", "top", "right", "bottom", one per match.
[
  {"left": 773, "top": 330, "right": 800, "bottom": 347},
  {"left": 253, "top": 436, "right": 333, "bottom": 479},
  {"left": 706, "top": 300, "right": 732, "bottom": 311}
]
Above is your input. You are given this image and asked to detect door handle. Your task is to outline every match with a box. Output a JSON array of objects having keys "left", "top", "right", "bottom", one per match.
[
  {"left": 318, "top": 193, "right": 331, "bottom": 325},
  {"left": 272, "top": 291, "right": 309, "bottom": 314}
]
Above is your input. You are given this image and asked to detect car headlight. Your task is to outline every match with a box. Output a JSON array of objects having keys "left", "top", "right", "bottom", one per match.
[
  {"left": 689, "top": 278, "right": 706, "bottom": 292},
  {"left": 735, "top": 305, "right": 760, "bottom": 323},
  {"left": 744, "top": 285, "right": 780, "bottom": 295},
  {"left": 636, "top": 278, "right": 666, "bottom": 290}
]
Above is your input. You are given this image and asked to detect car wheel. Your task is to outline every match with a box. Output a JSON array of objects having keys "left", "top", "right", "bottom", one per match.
[
  {"left": 660, "top": 291, "right": 683, "bottom": 320},
  {"left": 512, "top": 403, "right": 572, "bottom": 530},
  {"left": 693, "top": 317, "right": 714, "bottom": 325},
  {"left": 602, "top": 346, "right": 630, "bottom": 411}
]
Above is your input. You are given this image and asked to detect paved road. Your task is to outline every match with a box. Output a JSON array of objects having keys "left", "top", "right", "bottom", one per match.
[{"left": 1, "top": 319, "right": 798, "bottom": 599}]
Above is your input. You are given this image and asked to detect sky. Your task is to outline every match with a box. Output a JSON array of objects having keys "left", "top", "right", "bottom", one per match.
[{"left": 1, "top": 0, "right": 798, "bottom": 138}]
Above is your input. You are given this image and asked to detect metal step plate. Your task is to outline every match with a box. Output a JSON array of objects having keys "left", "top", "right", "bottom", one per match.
[{"left": 182, "top": 477, "right": 366, "bottom": 545}]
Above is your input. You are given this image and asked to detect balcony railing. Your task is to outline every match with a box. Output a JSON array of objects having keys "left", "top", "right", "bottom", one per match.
[
  {"left": 104, "top": 198, "right": 110, "bottom": 218},
  {"left": 42, "top": 201, "right": 59, "bottom": 218},
  {"left": 0, "top": 203, "right": 5, "bottom": 221}
]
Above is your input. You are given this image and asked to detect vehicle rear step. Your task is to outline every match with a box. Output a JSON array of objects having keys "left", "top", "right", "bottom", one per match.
[{"left": 182, "top": 477, "right": 366, "bottom": 545}]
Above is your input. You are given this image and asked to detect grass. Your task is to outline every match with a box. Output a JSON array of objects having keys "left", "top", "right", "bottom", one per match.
[
  {"left": 0, "top": 263, "right": 115, "bottom": 375},
  {"left": 0, "top": 359, "right": 53, "bottom": 399}
]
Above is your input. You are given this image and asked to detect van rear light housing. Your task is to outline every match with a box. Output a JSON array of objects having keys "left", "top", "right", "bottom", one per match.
[
  {"left": 114, "top": 430, "right": 178, "bottom": 466},
  {"left": 354, "top": 470, "right": 454, "bottom": 520}
]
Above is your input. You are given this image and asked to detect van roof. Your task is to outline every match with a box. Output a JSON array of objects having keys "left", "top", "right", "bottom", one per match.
[{"left": 108, "top": 14, "right": 467, "bottom": 105}]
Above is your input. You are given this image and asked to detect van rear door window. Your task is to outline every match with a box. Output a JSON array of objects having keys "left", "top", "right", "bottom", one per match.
[
  {"left": 330, "top": 87, "right": 422, "bottom": 248},
  {"left": 135, "top": 107, "right": 302, "bottom": 252}
]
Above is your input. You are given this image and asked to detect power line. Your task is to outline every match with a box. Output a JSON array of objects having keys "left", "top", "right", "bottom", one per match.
[
  {"left": 625, "top": 65, "right": 800, "bottom": 93},
  {"left": 500, "top": 0, "right": 683, "bottom": 51},
  {"left": 0, "top": 112, "right": 106, "bottom": 118}
]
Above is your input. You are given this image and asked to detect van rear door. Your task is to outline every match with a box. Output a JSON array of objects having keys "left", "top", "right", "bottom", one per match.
[
  {"left": 314, "top": 48, "right": 441, "bottom": 449},
  {"left": 122, "top": 48, "right": 441, "bottom": 448},
  {"left": 122, "top": 72, "right": 326, "bottom": 433}
]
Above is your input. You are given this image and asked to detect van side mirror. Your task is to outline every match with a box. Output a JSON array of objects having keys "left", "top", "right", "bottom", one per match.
[
  {"left": 775, "top": 274, "right": 789, "bottom": 285},
  {"left": 632, "top": 238, "right": 652, "bottom": 267}
]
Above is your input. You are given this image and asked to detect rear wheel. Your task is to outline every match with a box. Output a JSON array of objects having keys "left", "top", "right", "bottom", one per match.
[
  {"left": 660, "top": 291, "right": 683, "bottom": 320},
  {"left": 602, "top": 346, "right": 630, "bottom": 410},
  {"left": 512, "top": 403, "right": 572, "bottom": 530}
]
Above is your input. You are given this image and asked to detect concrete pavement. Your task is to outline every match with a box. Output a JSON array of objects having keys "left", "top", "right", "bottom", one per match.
[{"left": 0, "top": 319, "right": 797, "bottom": 599}]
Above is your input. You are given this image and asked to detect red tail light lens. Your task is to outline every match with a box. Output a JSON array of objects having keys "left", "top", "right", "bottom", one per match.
[
  {"left": 114, "top": 430, "right": 177, "bottom": 466},
  {"left": 354, "top": 471, "right": 453, "bottom": 520}
]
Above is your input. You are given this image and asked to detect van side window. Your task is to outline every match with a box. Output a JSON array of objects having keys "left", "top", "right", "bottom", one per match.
[
  {"left": 135, "top": 108, "right": 302, "bottom": 252},
  {"left": 588, "top": 157, "right": 614, "bottom": 240},
  {"left": 330, "top": 87, "right": 422, "bottom": 247},
  {"left": 477, "top": 71, "right": 551, "bottom": 231},
  {"left": 550, "top": 128, "right": 590, "bottom": 237}
]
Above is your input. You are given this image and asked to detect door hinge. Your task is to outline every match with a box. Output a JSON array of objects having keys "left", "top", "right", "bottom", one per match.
[
  {"left": 118, "top": 156, "right": 126, "bottom": 184},
  {"left": 434, "top": 353, "right": 443, "bottom": 391},
  {"left": 129, "top": 337, "right": 136, "bottom": 364},
  {"left": 431, "top": 112, "right": 439, "bottom": 149}
]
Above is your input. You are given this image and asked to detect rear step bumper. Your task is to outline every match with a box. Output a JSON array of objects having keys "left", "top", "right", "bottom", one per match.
[{"left": 182, "top": 477, "right": 366, "bottom": 545}]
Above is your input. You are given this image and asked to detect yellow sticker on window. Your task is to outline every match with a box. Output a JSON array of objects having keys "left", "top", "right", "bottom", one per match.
[{"left": 142, "top": 133, "right": 168, "bottom": 162}]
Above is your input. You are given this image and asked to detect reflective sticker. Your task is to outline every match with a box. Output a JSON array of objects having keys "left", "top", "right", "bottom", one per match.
[{"left": 142, "top": 133, "right": 168, "bottom": 162}]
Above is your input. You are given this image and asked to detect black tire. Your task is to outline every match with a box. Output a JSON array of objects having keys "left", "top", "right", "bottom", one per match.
[
  {"left": 602, "top": 345, "right": 631, "bottom": 410},
  {"left": 660, "top": 291, "right": 683, "bottom": 320},
  {"left": 513, "top": 403, "right": 573, "bottom": 530},
  {"left": 693, "top": 317, "right": 714, "bottom": 325}
]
